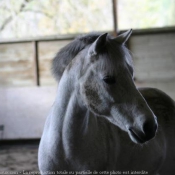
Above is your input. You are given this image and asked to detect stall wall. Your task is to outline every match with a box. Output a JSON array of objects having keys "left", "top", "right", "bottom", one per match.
[{"left": 131, "top": 33, "right": 175, "bottom": 99}]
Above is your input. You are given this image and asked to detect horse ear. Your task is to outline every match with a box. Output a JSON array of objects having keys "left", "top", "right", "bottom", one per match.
[
  {"left": 89, "top": 33, "right": 107, "bottom": 56},
  {"left": 114, "top": 29, "right": 132, "bottom": 45}
]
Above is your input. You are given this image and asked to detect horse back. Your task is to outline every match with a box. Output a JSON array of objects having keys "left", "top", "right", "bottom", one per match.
[
  {"left": 139, "top": 87, "right": 175, "bottom": 175},
  {"left": 139, "top": 87, "right": 175, "bottom": 124}
]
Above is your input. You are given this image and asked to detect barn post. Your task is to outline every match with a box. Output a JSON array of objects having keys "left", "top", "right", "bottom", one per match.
[
  {"left": 33, "top": 41, "right": 40, "bottom": 86},
  {"left": 112, "top": 0, "right": 118, "bottom": 36}
]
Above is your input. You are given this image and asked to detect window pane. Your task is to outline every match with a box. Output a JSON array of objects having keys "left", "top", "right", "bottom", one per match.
[
  {"left": 118, "top": 0, "right": 175, "bottom": 30},
  {"left": 0, "top": 0, "right": 113, "bottom": 39}
]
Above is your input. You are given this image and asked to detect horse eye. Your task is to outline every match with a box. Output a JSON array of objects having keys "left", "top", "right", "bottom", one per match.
[{"left": 103, "top": 76, "right": 116, "bottom": 84}]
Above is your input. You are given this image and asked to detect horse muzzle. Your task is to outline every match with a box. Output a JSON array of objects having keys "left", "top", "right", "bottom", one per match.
[{"left": 127, "top": 119, "right": 158, "bottom": 144}]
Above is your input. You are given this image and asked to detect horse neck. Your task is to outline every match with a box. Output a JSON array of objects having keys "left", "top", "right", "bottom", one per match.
[{"left": 50, "top": 74, "right": 98, "bottom": 144}]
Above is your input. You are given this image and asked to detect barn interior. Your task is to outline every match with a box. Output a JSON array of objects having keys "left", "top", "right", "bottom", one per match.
[{"left": 0, "top": 0, "right": 175, "bottom": 174}]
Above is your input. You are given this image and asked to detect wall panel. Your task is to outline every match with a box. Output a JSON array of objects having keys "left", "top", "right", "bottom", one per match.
[
  {"left": 130, "top": 33, "right": 175, "bottom": 99},
  {"left": 0, "top": 42, "right": 35, "bottom": 86},
  {"left": 38, "top": 40, "right": 72, "bottom": 86}
]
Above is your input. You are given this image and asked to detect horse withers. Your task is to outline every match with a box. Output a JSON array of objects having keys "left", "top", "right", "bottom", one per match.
[{"left": 38, "top": 30, "right": 175, "bottom": 175}]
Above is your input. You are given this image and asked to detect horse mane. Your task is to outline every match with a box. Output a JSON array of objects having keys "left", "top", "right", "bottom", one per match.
[{"left": 52, "top": 33, "right": 101, "bottom": 81}]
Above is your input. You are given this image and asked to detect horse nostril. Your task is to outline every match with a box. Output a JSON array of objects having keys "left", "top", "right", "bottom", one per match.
[{"left": 142, "top": 120, "right": 157, "bottom": 139}]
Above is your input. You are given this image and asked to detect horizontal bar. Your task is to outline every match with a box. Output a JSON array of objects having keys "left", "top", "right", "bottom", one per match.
[
  {"left": 0, "top": 30, "right": 113, "bottom": 44},
  {"left": 0, "top": 27, "right": 175, "bottom": 44},
  {"left": 118, "top": 26, "right": 175, "bottom": 36}
]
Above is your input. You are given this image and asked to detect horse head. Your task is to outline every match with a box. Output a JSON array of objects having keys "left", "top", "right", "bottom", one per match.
[{"left": 53, "top": 30, "right": 158, "bottom": 144}]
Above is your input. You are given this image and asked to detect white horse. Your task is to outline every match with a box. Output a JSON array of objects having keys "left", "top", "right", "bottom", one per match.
[{"left": 38, "top": 30, "right": 175, "bottom": 175}]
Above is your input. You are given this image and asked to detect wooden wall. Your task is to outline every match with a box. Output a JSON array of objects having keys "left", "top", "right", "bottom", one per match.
[
  {"left": 38, "top": 40, "right": 71, "bottom": 86},
  {"left": 0, "top": 40, "right": 72, "bottom": 87},
  {"left": 0, "top": 43, "right": 35, "bottom": 86},
  {"left": 0, "top": 32, "right": 175, "bottom": 139},
  {"left": 131, "top": 33, "right": 175, "bottom": 99},
  {"left": 1, "top": 33, "right": 174, "bottom": 98}
]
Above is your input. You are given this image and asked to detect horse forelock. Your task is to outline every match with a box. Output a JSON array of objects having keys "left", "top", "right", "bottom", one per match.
[{"left": 96, "top": 39, "right": 134, "bottom": 76}]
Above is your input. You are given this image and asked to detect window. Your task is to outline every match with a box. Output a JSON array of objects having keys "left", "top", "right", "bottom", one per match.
[
  {"left": 0, "top": 0, "right": 113, "bottom": 39},
  {"left": 118, "top": 0, "right": 175, "bottom": 30}
]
